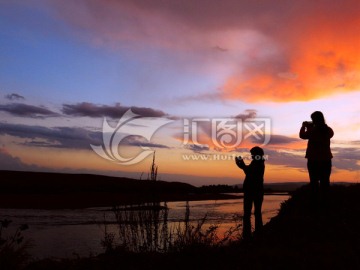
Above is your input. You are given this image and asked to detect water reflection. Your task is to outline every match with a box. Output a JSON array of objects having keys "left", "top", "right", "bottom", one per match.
[{"left": 0, "top": 194, "right": 289, "bottom": 259}]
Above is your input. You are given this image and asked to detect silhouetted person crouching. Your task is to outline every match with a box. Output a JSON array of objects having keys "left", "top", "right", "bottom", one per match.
[
  {"left": 235, "top": 146, "right": 265, "bottom": 239},
  {"left": 299, "top": 111, "right": 334, "bottom": 207}
]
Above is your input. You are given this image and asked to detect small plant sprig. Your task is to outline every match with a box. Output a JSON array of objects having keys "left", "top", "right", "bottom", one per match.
[{"left": 0, "top": 219, "right": 30, "bottom": 269}]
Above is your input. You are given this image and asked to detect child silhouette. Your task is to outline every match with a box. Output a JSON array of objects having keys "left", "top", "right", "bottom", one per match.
[{"left": 235, "top": 146, "right": 265, "bottom": 239}]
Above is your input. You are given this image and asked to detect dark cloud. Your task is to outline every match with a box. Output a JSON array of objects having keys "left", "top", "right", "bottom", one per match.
[
  {"left": 231, "top": 144, "right": 307, "bottom": 170},
  {"left": 331, "top": 147, "right": 360, "bottom": 171},
  {"left": 62, "top": 102, "right": 168, "bottom": 118},
  {"left": 213, "top": 46, "right": 228, "bottom": 52},
  {"left": 174, "top": 91, "right": 224, "bottom": 105},
  {"left": 123, "top": 136, "right": 170, "bottom": 149},
  {"left": 263, "top": 146, "right": 360, "bottom": 172},
  {"left": 0, "top": 103, "right": 58, "bottom": 118},
  {"left": 234, "top": 110, "right": 257, "bottom": 120},
  {"left": 263, "top": 148, "right": 307, "bottom": 170},
  {"left": 268, "top": 135, "right": 301, "bottom": 145},
  {"left": 5, "top": 93, "right": 25, "bottom": 101},
  {"left": 184, "top": 144, "right": 210, "bottom": 153},
  {"left": 195, "top": 109, "right": 259, "bottom": 137},
  {"left": 0, "top": 123, "right": 102, "bottom": 150},
  {"left": 0, "top": 148, "right": 40, "bottom": 171},
  {"left": 0, "top": 123, "right": 169, "bottom": 150}
]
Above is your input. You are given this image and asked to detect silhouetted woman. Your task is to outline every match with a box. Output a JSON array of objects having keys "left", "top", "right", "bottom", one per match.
[
  {"left": 299, "top": 111, "right": 334, "bottom": 201},
  {"left": 235, "top": 146, "right": 265, "bottom": 239}
]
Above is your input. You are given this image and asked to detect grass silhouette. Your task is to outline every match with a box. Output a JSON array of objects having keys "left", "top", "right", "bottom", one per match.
[
  {"left": 0, "top": 220, "right": 31, "bottom": 270},
  {"left": 101, "top": 153, "right": 241, "bottom": 254}
]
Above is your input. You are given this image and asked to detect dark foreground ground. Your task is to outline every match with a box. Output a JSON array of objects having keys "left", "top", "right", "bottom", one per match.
[{"left": 11, "top": 183, "right": 359, "bottom": 270}]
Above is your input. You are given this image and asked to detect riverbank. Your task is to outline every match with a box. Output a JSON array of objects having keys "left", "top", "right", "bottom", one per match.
[
  {"left": 0, "top": 170, "right": 294, "bottom": 209},
  {"left": 18, "top": 183, "right": 360, "bottom": 269}
]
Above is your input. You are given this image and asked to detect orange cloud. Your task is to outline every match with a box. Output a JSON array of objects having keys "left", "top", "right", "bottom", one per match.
[
  {"left": 50, "top": 0, "right": 360, "bottom": 102},
  {"left": 223, "top": 5, "right": 360, "bottom": 102}
]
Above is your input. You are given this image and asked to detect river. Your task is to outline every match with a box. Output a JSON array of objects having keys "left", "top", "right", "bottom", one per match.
[{"left": 0, "top": 194, "right": 289, "bottom": 259}]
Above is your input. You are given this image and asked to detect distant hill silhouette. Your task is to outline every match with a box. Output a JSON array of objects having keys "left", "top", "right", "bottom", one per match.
[
  {"left": 0, "top": 170, "right": 239, "bottom": 208},
  {"left": 0, "top": 170, "right": 195, "bottom": 194}
]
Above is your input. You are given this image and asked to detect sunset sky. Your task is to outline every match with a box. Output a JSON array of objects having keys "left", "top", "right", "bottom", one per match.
[{"left": 1, "top": 0, "right": 360, "bottom": 186}]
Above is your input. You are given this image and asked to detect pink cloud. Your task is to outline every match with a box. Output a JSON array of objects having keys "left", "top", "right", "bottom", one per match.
[{"left": 50, "top": 0, "right": 360, "bottom": 102}]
